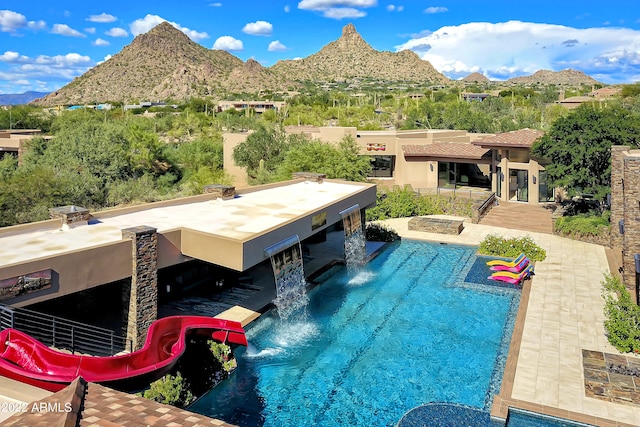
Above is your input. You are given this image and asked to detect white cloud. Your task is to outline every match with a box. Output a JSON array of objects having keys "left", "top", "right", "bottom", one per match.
[
  {"left": 210, "top": 2, "right": 223, "bottom": 6},
  {"left": 285, "top": 5, "right": 291, "bottom": 12},
  {"left": 0, "top": 52, "right": 94, "bottom": 92},
  {"left": 395, "top": 20, "right": 640, "bottom": 83},
  {"left": 324, "top": 8, "right": 366, "bottom": 19},
  {"left": 28, "top": 20, "right": 46, "bottom": 31},
  {"left": 424, "top": 6, "right": 448, "bottom": 14},
  {"left": 97, "top": 54, "right": 112, "bottom": 65},
  {"left": 298, "top": 0, "right": 377, "bottom": 8},
  {"left": 34, "top": 53, "right": 92, "bottom": 67},
  {"left": 106, "top": 27, "right": 128, "bottom": 37},
  {"left": 298, "top": 0, "right": 375, "bottom": 19},
  {"left": 93, "top": 38, "right": 110, "bottom": 46},
  {"left": 0, "top": 51, "right": 29, "bottom": 63},
  {"left": 51, "top": 23, "right": 85, "bottom": 37},
  {"left": 85, "top": 27, "right": 96, "bottom": 34},
  {"left": 243, "top": 21, "right": 273, "bottom": 36},
  {"left": 87, "top": 13, "right": 117, "bottom": 23},
  {"left": 0, "top": 10, "right": 28, "bottom": 32},
  {"left": 213, "top": 36, "right": 244, "bottom": 51},
  {"left": 268, "top": 40, "right": 287, "bottom": 51},
  {"left": 130, "top": 15, "right": 208, "bottom": 42},
  {"left": 0, "top": 9, "right": 45, "bottom": 37},
  {"left": 387, "top": 4, "right": 403, "bottom": 12}
]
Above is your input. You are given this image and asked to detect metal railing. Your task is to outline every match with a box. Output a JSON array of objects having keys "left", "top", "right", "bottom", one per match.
[
  {"left": 0, "top": 304, "right": 130, "bottom": 356},
  {"left": 472, "top": 192, "right": 497, "bottom": 223}
]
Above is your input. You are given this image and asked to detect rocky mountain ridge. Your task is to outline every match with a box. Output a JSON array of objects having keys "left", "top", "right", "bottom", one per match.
[
  {"left": 32, "top": 22, "right": 605, "bottom": 106},
  {"left": 270, "top": 23, "right": 450, "bottom": 84}
]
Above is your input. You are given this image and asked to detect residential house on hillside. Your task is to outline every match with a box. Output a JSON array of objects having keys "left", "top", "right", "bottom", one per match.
[
  {"left": 589, "top": 87, "right": 621, "bottom": 98},
  {"left": 217, "top": 100, "right": 285, "bottom": 114},
  {"left": 224, "top": 126, "right": 553, "bottom": 205},
  {"left": 462, "top": 92, "right": 492, "bottom": 102},
  {"left": 0, "top": 129, "right": 43, "bottom": 160}
]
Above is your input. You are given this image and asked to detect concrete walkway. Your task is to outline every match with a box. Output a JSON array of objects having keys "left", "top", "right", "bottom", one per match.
[{"left": 380, "top": 216, "right": 639, "bottom": 426}]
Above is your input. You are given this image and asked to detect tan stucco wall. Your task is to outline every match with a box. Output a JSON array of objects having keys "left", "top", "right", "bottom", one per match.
[
  {"left": 0, "top": 179, "right": 377, "bottom": 307},
  {"left": 494, "top": 154, "right": 546, "bottom": 204},
  {"left": 5, "top": 240, "right": 132, "bottom": 308},
  {"left": 223, "top": 132, "right": 251, "bottom": 188},
  {"left": 313, "top": 126, "right": 357, "bottom": 143}
]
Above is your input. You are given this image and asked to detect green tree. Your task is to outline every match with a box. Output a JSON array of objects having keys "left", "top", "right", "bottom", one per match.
[
  {"left": 275, "top": 135, "right": 372, "bottom": 182},
  {"left": 531, "top": 104, "right": 640, "bottom": 199},
  {"left": 620, "top": 83, "right": 640, "bottom": 98},
  {"left": 232, "top": 125, "right": 306, "bottom": 179}
]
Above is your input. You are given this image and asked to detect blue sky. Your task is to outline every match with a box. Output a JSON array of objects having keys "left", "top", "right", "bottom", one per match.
[{"left": 1, "top": 0, "right": 640, "bottom": 94}]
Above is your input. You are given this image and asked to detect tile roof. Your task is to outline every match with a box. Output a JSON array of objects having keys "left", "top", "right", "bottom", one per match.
[
  {"left": 4, "top": 377, "right": 237, "bottom": 427},
  {"left": 472, "top": 128, "right": 544, "bottom": 148},
  {"left": 402, "top": 142, "right": 491, "bottom": 160}
]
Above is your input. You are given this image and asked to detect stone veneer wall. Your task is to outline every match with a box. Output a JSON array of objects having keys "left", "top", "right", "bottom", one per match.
[
  {"left": 610, "top": 146, "right": 627, "bottom": 250},
  {"left": 610, "top": 146, "right": 640, "bottom": 299},
  {"left": 622, "top": 156, "right": 640, "bottom": 292},
  {"left": 121, "top": 226, "right": 158, "bottom": 350}
]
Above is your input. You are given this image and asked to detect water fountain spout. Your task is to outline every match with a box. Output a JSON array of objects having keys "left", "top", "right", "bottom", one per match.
[
  {"left": 264, "top": 235, "right": 308, "bottom": 320},
  {"left": 339, "top": 204, "right": 367, "bottom": 269}
]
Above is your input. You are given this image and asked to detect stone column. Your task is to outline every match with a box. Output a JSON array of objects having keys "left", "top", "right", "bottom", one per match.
[
  {"left": 622, "top": 157, "right": 640, "bottom": 299},
  {"left": 121, "top": 226, "right": 158, "bottom": 351},
  {"left": 610, "top": 146, "right": 628, "bottom": 249}
]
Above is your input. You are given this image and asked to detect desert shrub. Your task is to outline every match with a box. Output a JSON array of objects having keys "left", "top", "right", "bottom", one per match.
[
  {"left": 602, "top": 272, "right": 640, "bottom": 353},
  {"left": 365, "top": 223, "right": 400, "bottom": 242},
  {"left": 477, "top": 234, "right": 547, "bottom": 262},
  {"left": 416, "top": 193, "right": 474, "bottom": 218},
  {"left": 142, "top": 372, "right": 194, "bottom": 407},
  {"left": 209, "top": 341, "right": 237, "bottom": 375},
  {"left": 366, "top": 186, "right": 474, "bottom": 221},
  {"left": 554, "top": 212, "right": 610, "bottom": 237}
]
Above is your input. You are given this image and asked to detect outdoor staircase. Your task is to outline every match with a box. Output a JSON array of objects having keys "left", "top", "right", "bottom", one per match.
[{"left": 479, "top": 202, "right": 555, "bottom": 234}]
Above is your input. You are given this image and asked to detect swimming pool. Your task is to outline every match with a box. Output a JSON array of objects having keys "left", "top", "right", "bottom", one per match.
[{"left": 190, "top": 240, "right": 520, "bottom": 426}]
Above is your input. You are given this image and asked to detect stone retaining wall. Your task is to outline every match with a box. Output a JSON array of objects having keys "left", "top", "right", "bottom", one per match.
[{"left": 408, "top": 217, "right": 464, "bottom": 235}]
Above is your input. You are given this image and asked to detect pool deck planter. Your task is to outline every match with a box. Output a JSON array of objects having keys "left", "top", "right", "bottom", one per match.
[{"left": 408, "top": 216, "right": 464, "bottom": 235}]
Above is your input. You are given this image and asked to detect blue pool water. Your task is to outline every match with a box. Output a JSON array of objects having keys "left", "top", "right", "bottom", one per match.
[{"left": 190, "top": 240, "right": 521, "bottom": 427}]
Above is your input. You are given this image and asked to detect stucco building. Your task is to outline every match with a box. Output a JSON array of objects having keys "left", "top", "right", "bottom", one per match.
[{"left": 224, "top": 126, "right": 553, "bottom": 205}]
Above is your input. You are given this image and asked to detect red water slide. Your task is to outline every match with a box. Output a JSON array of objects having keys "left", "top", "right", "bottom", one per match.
[{"left": 0, "top": 315, "right": 248, "bottom": 392}]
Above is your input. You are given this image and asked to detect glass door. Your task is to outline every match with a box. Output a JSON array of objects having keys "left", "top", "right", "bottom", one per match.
[
  {"left": 538, "top": 171, "right": 554, "bottom": 202},
  {"left": 517, "top": 170, "right": 528, "bottom": 202}
]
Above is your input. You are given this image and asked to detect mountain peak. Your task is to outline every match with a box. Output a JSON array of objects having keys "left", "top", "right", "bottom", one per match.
[
  {"left": 342, "top": 23, "right": 357, "bottom": 37},
  {"left": 271, "top": 24, "right": 449, "bottom": 84},
  {"left": 335, "top": 23, "right": 371, "bottom": 51}
]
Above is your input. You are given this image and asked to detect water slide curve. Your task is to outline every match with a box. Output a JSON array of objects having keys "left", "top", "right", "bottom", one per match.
[{"left": 0, "top": 315, "right": 248, "bottom": 392}]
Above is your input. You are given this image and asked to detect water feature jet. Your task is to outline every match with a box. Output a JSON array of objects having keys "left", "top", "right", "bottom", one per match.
[
  {"left": 264, "top": 235, "right": 308, "bottom": 320},
  {"left": 339, "top": 204, "right": 367, "bottom": 269}
]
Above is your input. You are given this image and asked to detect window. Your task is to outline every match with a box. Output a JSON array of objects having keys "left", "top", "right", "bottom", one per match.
[
  {"left": 507, "top": 149, "right": 530, "bottom": 163},
  {"left": 369, "top": 155, "right": 394, "bottom": 178}
]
